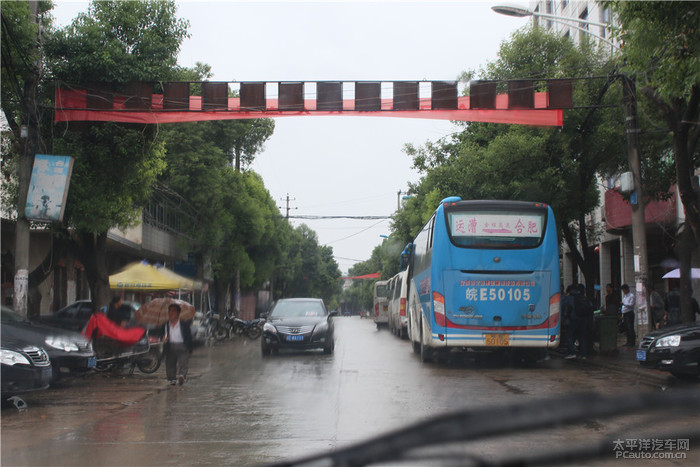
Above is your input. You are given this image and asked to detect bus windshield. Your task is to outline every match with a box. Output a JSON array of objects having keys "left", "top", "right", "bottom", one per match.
[{"left": 446, "top": 208, "right": 546, "bottom": 249}]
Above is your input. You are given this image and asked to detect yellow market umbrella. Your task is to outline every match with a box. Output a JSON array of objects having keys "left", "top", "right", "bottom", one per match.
[
  {"left": 154, "top": 264, "right": 196, "bottom": 290},
  {"left": 109, "top": 262, "right": 188, "bottom": 291}
]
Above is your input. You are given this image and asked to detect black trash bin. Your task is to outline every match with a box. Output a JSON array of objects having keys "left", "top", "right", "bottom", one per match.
[{"left": 598, "top": 315, "right": 619, "bottom": 354}]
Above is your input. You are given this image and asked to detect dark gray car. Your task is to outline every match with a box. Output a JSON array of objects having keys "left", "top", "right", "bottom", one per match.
[
  {"left": 2, "top": 306, "right": 96, "bottom": 380},
  {"left": 261, "top": 298, "right": 336, "bottom": 356}
]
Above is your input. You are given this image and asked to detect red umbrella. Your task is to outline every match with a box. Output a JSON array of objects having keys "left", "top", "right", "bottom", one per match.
[{"left": 135, "top": 298, "right": 195, "bottom": 327}]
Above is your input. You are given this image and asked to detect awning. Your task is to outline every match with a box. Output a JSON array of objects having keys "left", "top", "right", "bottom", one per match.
[{"left": 109, "top": 261, "right": 195, "bottom": 291}]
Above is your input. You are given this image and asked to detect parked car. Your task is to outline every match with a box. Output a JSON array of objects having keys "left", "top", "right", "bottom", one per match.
[
  {"left": 40, "top": 299, "right": 141, "bottom": 332},
  {"left": 2, "top": 306, "right": 96, "bottom": 380},
  {"left": 1, "top": 334, "right": 52, "bottom": 400},
  {"left": 261, "top": 298, "right": 337, "bottom": 356},
  {"left": 637, "top": 322, "right": 700, "bottom": 380}
]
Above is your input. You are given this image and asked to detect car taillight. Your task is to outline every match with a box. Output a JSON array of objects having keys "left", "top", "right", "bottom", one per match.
[
  {"left": 400, "top": 298, "right": 406, "bottom": 316},
  {"left": 433, "top": 292, "right": 446, "bottom": 327}
]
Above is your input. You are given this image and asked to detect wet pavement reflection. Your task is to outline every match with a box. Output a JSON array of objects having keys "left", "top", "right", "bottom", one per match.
[{"left": 2, "top": 317, "right": 696, "bottom": 466}]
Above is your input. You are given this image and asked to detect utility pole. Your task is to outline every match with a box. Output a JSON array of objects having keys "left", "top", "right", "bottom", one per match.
[
  {"left": 14, "top": 1, "right": 42, "bottom": 317},
  {"left": 622, "top": 74, "right": 650, "bottom": 341},
  {"left": 280, "top": 194, "right": 296, "bottom": 220}
]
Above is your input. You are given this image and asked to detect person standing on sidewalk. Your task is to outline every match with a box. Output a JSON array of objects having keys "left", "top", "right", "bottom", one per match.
[
  {"left": 564, "top": 284, "right": 589, "bottom": 359},
  {"left": 603, "top": 283, "right": 620, "bottom": 317},
  {"left": 621, "top": 284, "right": 636, "bottom": 346},
  {"left": 648, "top": 284, "right": 665, "bottom": 329},
  {"left": 162, "top": 303, "right": 193, "bottom": 385}
]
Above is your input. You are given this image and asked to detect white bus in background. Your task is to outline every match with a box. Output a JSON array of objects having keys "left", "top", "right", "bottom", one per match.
[
  {"left": 387, "top": 270, "right": 409, "bottom": 339},
  {"left": 372, "top": 280, "right": 390, "bottom": 329}
]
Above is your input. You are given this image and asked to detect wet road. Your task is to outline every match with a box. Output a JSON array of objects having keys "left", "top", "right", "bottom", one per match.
[{"left": 2, "top": 316, "right": 697, "bottom": 466}]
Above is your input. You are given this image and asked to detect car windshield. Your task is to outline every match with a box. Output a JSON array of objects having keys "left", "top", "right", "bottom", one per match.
[{"left": 271, "top": 301, "right": 325, "bottom": 318}]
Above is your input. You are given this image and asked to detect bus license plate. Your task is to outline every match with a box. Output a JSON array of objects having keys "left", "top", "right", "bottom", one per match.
[
  {"left": 286, "top": 335, "right": 304, "bottom": 342},
  {"left": 485, "top": 333, "right": 509, "bottom": 346},
  {"left": 636, "top": 350, "right": 646, "bottom": 361}
]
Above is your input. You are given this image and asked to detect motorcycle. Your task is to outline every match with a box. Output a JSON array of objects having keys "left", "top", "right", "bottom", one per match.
[
  {"left": 92, "top": 333, "right": 163, "bottom": 374},
  {"left": 213, "top": 310, "right": 264, "bottom": 341},
  {"left": 82, "top": 313, "right": 163, "bottom": 374}
]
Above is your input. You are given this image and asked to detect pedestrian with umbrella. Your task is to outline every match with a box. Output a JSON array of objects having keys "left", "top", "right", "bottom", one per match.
[{"left": 162, "top": 303, "right": 193, "bottom": 385}]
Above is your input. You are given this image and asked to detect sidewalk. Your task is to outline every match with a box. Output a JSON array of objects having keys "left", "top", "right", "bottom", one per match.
[{"left": 552, "top": 332, "right": 670, "bottom": 384}]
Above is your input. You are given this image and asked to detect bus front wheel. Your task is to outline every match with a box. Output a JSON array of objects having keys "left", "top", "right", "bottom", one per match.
[{"left": 419, "top": 329, "right": 433, "bottom": 363}]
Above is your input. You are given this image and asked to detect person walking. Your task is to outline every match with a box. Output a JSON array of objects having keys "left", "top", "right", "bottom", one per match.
[
  {"left": 664, "top": 286, "right": 682, "bottom": 326},
  {"left": 106, "top": 294, "right": 130, "bottom": 327},
  {"left": 620, "top": 284, "right": 636, "bottom": 346},
  {"left": 603, "top": 283, "right": 620, "bottom": 317},
  {"left": 648, "top": 284, "right": 665, "bottom": 329},
  {"left": 162, "top": 303, "right": 193, "bottom": 385},
  {"left": 564, "top": 284, "right": 590, "bottom": 359}
]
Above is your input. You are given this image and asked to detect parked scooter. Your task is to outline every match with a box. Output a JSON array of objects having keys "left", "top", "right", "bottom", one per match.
[{"left": 82, "top": 313, "right": 163, "bottom": 374}]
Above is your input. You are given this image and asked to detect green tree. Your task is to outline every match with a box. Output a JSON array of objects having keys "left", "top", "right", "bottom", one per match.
[
  {"left": 398, "top": 28, "right": 621, "bottom": 294},
  {"left": 44, "top": 0, "right": 189, "bottom": 309},
  {"left": 609, "top": 0, "right": 700, "bottom": 322},
  {"left": 1, "top": 0, "right": 52, "bottom": 138},
  {"left": 341, "top": 239, "right": 403, "bottom": 312},
  {"left": 283, "top": 225, "right": 341, "bottom": 305},
  {"left": 160, "top": 118, "right": 278, "bottom": 311}
]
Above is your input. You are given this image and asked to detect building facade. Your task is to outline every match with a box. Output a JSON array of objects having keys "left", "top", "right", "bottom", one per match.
[{"left": 529, "top": 0, "right": 699, "bottom": 307}]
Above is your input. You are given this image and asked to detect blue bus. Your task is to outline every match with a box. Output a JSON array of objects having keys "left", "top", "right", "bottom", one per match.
[{"left": 403, "top": 197, "right": 561, "bottom": 363}]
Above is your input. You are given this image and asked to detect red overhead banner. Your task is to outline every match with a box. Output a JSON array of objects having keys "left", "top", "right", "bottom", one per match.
[
  {"left": 340, "top": 272, "right": 382, "bottom": 280},
  {"left": 54, "top": 89, "right": 563, "bottom": 127}
]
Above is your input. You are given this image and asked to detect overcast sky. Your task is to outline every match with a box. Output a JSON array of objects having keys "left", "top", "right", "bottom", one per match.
[{"left": 51, "top": 0, "right": 529, "bottom": 274}]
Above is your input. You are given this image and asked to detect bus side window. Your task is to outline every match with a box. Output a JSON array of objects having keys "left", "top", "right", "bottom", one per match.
[{"left": 428, "top": 215, "right": 435, "bottom": 248}]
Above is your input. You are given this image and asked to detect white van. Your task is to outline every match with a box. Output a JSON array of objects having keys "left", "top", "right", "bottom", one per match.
[
  {"left": 387, "top": 270, "right": 409, "bottom": 338},
  {"left": 372, "top": 280, "right": 390, "bottom": 329}
]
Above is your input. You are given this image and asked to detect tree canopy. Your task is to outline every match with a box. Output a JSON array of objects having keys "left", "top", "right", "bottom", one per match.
[
  {"left": 608, "top": 0, "right": 700, "bottom": 321},
  {"left": 394, "top": 27, "right": 620, "bottom": 293}
]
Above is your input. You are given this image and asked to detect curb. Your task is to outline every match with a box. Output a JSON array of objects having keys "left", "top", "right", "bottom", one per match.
[{"left": 551, "top": 347, "right": 671, "bottom": 386}]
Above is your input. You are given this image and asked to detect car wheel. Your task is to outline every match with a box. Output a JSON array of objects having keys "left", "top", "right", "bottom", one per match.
[
  {"left": 261, "top": 343, "right": 272, "bottom": 357},
  {"left": 324, "top": 340, "right": 334, "bottom": 355}
]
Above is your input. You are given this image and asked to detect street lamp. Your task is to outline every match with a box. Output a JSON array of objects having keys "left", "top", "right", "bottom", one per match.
[
  {"left": 491, "top": 4, "right": 617, "bottom": 50},
  {"left": 492, "top": 4, "right": 650, "bottom": 340}
]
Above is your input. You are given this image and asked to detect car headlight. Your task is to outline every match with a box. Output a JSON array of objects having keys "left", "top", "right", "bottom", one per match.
[
  {"left": 1, "top": 349, "right": 31, "bottom": 366},
  {"left": 263, "top": 322, "right": 277, "bottom": 334},
  {"left": 655, "top": 335, "right": 681, "bottom": 347},
  {"left": 45, "top": 336, "right": 80, "bottom": 351}
]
